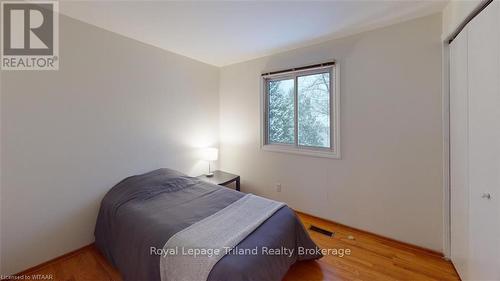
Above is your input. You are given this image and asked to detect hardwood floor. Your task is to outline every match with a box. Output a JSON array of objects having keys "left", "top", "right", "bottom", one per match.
[
  {"left": 284, "top": 213, "right": 459, "bottom": 281},
  {"left": 9, "top": 213, "right": 460, "bottom": 281}
]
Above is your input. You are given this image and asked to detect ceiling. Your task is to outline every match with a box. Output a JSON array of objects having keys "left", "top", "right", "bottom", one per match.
[{"left": 59, "top": 1, "right": 447, "bottom": 67}]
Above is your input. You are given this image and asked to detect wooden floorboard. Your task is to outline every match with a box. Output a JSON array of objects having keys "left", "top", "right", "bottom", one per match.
[
  {"left": 284, "top": 213, "right": 460, "bottom": 281},
  {"left": 8, "top": 213, "right": 460, "bottom": 281}
]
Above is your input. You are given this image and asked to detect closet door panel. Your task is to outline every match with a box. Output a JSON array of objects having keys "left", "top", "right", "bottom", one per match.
[
  {"left": 449, "top": 29, "right": 469, "bottom": 280},
  {"left": 467, "top": 1, "right": 500, "bottom": 279}
]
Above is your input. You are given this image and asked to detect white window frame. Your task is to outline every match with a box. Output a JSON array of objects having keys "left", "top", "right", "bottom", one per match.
[{"left": 260, "top": 63, "right": 341, "bottom": 159}]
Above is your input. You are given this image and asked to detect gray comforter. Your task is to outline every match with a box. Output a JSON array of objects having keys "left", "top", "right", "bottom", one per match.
[{"left": 95, "top": 168, "right": 322, "bottom": 281}]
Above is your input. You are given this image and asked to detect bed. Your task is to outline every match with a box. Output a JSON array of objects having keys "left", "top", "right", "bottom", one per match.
[{"left": 95, "top": 168, "right": 322, "bottom": 281}]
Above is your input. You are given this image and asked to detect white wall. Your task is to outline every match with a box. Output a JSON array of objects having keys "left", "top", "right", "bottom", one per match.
[
  {"left": 442, "top": 0, "right": 483, "bottom": 40},
  {"left": 0, "top": 15, "right": 219, "bottom": 274},
  {"left": 219, "top": 14, "right": 443, "bottom": 251}
]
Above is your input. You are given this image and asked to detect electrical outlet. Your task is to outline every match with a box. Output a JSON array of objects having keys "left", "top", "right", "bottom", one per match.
[{"left": 275, "top": 183, "right": 282, "bottom": 192}]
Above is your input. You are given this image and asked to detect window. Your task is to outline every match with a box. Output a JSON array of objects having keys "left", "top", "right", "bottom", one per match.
[{"left": 262, "top": 63, "right": 340, "bottom": 158}]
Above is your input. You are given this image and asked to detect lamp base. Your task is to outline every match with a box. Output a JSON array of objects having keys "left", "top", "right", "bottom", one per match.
[{"left": 206, "top": 172, "right": 214, "bottom": 177}]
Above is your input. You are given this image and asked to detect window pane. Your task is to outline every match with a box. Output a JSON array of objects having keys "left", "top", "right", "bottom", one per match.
[
  {"left": 298, "top": 72, "right": 330, "bottom": 148},
  {"left": 268, "top": 79, "right": 295, "bottom": 144}
]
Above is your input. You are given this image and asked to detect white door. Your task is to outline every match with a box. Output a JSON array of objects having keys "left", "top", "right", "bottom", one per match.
[
  {"left": 467, "top": 1, "right": 500, "bottom": 280},
  {"left": 450, "top": 27, "right": 470, "bottom": 279}
]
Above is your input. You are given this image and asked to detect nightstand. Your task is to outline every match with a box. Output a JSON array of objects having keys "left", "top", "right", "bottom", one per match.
[{"left": 197, "top": 170, "right": 240, "bottom": 191}]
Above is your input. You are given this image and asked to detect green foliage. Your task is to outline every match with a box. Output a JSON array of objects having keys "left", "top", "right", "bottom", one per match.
[
  {"left": 268, "top": 72, "right": 330, "bottom": 148},
  {"left": 268, "top": 79, "right": 294, "bottom": 144}
]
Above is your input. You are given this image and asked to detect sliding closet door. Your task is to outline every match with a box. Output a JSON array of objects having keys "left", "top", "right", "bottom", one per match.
[
  {"left": 449, "top": 28, "right": 469, "bottom": 279},
  {"left": 467, "top": 1, "right": 500, "bottom": 279}
]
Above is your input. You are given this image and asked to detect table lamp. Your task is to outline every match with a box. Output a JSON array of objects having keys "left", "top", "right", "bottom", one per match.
[{"left": 201, "top": 147, "right": 218, "bottom": 177}]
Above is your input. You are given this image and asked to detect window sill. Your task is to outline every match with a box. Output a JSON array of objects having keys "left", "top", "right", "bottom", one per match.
[{"left": 261, "top": 144, "right": 341, "bottom": 159}]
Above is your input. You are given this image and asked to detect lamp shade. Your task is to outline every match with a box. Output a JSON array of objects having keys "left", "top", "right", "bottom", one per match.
[{"left": 201, "top": 147, "right": 218, "bottom": 161}]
